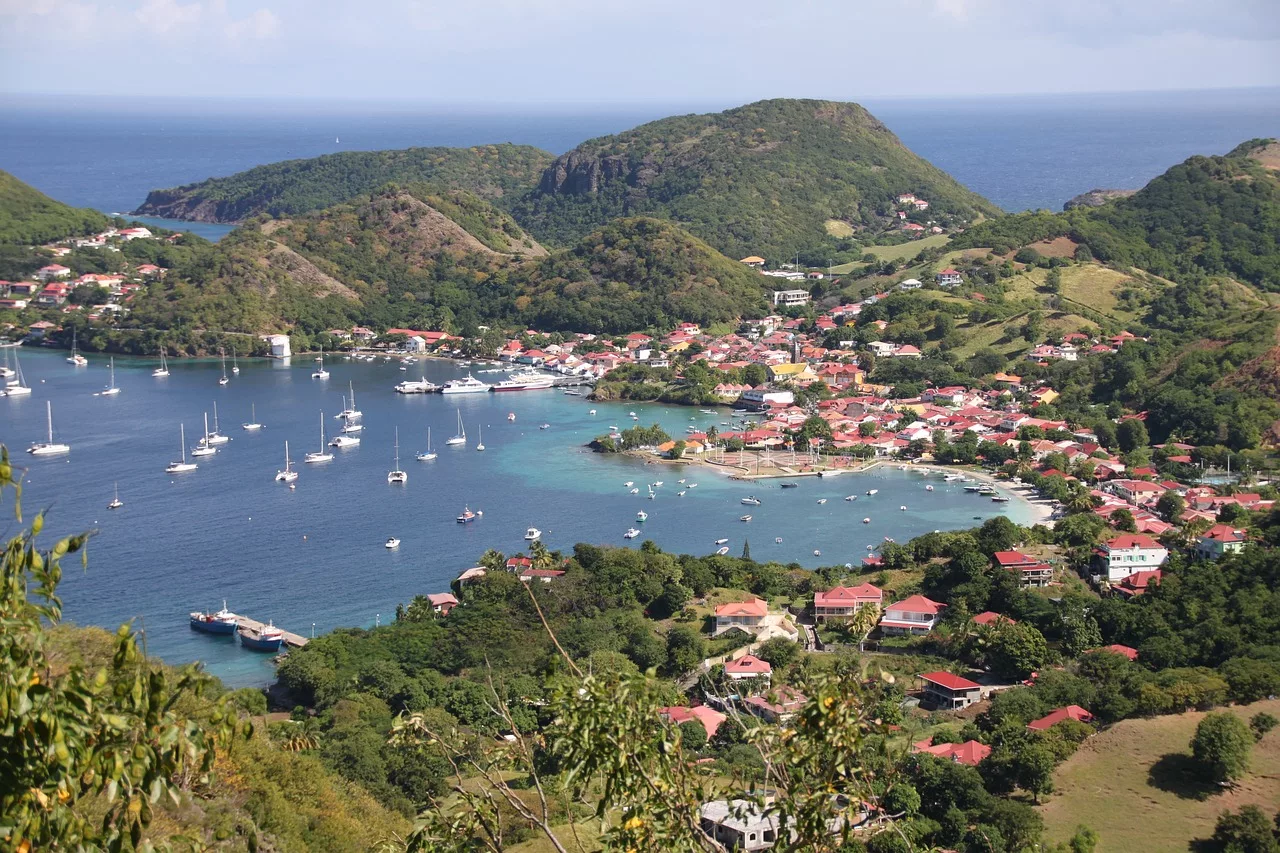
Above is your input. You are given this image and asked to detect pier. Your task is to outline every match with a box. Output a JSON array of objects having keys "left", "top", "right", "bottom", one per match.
[{"left": 237, "top": 615, "right": 309, "bottom": 648}]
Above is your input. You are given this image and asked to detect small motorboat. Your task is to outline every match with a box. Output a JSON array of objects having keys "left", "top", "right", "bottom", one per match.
[
  {"left": 845, "top": 495, "right": 857, "bottom": 501},
  {"left": 539, "top": 423, "right": 550, "bottom": 430},
  {"left": 688, "top": 483, "right": 697, "bottom": 488},
  {"left": 629, "top": 488, "right": 639, "bottom": 494},
  {"left": 925, "top": 484, "right": 935, "bottom": 491},
  {"left": 862, "top": 518, "right": 871, "bottom": 524},
  {"left": 714, "top": 538, "right": 729, "bottom": 545},
  {"left": 624, "top": 481, "right": 634, "bottom": 488},
  {"left": 507, "top": 412, "right": 516, "bottom": 422},
  {"left": 817, "top": 499, "right": 827, "bottom": 504},
  {"left": 715, "top": 546, "right": 729, "bottom": 555},
  {"left": 741, "top": 496, "right": 761, "bottom": 506},
  {"left": 884, "top": 536, "right": 895, "bottom": 542},
  {"left": 624, "top": 528, "right": 641, "bottom": 539},
  {"left": 780, "top": 482, "right": 799, "bottom": 489},
  {"left": 652, "top": 481, "right": 663, "bottom": 487},
  {"left": 628, "top": 411, "right": 636, "bottom": 417},
  {"left": 900, "top": 505, "right": 907, "bottom": 511},
  {"left": 992, "top": 496, "right": 1010, "bottom": 502},
  {"left": 775, "top": 537, "right": 783, "bottom": 544},
  {"left": 740, "top": 515, "right": 752, "bottom": 522},
  {"left": 866, "top": 489, "right": 878, "bottom": 496},
  {"left": 677, "top": 490, "right": 686, "bottom": 497},
  {"left": 813, "top": 550, "right": 822, "bottom": 557},
  {"left": 525, "top": 527, "right": 542, "bottom": 541},
  {"left": 589, "top": 409, "right": 596, "bottom": 415},
  {"left": 636, "top": 511, "right": 648, "bottom": 522},
  {"left": 678, "top": 478, "right": 686, "bottom": 484},
  {"left": 457, "top": 506, "right": 478, "bottom": 524},
  {"left": 385, "top": 537, "right": 400, "bottom": 549}
]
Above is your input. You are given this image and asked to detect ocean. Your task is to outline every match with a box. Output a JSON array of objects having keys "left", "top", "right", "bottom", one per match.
[
  {"left": 5, "top": 350, "right": 1036, "bottom": 685},
  {"left": 1, "top": 88, "right": 1277, "bottom": 241}
]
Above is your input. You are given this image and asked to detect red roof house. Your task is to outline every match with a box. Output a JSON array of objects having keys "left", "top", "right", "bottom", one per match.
[{"left": 1028, "top": 705, "right": 1094, "bottom": 731}]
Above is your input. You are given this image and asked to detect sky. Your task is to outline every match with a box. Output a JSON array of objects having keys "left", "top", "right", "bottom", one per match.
[{"left": 2, "top": 0, "right": 1278, "bottom": 104}]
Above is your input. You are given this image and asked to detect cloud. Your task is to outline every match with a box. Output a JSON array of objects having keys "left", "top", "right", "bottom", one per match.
[
  {"left": 135, "top": 0, "right": 201, "bottom": 34},
  {"left": 225, "top": 7, "right": 279, "bottom": 40}
]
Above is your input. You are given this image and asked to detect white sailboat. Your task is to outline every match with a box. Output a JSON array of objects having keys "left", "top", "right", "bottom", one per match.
[
  {"left": 27, "top": 401, "right": 70, "bottom": 455},
  {"left": 231, "top": 346, "right": 240, "bottom": 374},
  {"left": 387, "top": 428, "right": 407, "bottom": 483},
  {"left": 242, "top": 403, "right": 264, "bottom": 431},
  {"left": 66, "top": 329, "right": 87, "bottom": 366},
  {"left": 0, "top": 346, "right": 14, "bottom": 382},
  {"left": 191, "top": 413, "right": 218, "bottom": 457},
  {"left": 446, "top": 411, "right": 466, "bottom": 446},
  {"left": 107, "top": 483, "right": 123, "bottom": 509},
  {"left": 275, "top": 440, "right": 298, "bottom": 482},
  {"left": 218, "top": 349, "right": 229, "bottom": 385},
  {"left": 475, "top": 424, "right": 485, "bottom": 452},
  {"left": 165, "top": 424, "right": 198, "bottom": 472},
  {"left": 3, "top": 347, "right": 32, "bottom": 396},
  {"left": 99, "top": 356, "right": 121, "bottom": 395},
  {"left": 204, "top": 402, "right": 230, "bottom": 445},
  {"left": 305, "top": 413, "right": 334, "bottom": 463},
  {"left": 416, "top": 426, "right": 437, "bottom": 461},
  {"left": 152, "top": 349, "right": 169, "bottom": 377},
  {"left": 311, "top": 349, "right": 329, "bottom": 380},
  {"left": 336, "top": 382, "right": 360, "bottom": 419}
]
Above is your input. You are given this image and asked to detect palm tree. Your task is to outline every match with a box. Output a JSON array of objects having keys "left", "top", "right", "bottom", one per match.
[
  {"left": 1065, "top": 485, "right": 1098, "bottom": 514},
  {"left": 528, "top": 540, "right": 556, "bottom": 572},
  {"left": 478, "top": 549, "right": 508, "bottom": 572}
]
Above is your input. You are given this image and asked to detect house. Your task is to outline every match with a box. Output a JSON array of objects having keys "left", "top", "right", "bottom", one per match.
[
  {"left": 767, "top": 362, "right": 815, "bottom": 382},
  {"left": 897, "top": 278, "right": 923, "bottom": 291},
  {"left": 813, "top": 583, "right": 882, "bottom": 623},
  {"left": 896, "top": 193, "right": 918, "bottom": 204},
  {"left": 714, "top": 598, "right": 769, "bottom": 635},
  {"left": 992, "top": 551, "right": 1054, "bottom": 588},
  {"left": 36, "top": 264, "right": 71, "bottom": 280},
  {"left": 771, "top": 289, "right": 811, "bottom": 308},
  {"left": 911, "top": 737, "right": 991, "bottom": 766},
  {"left": 1027, "top": 705, "right": 1094, "bottom": 731},
  {"left": 1112, "top": 568, "right": 1161, "bottom": 598},
  {"left": 935, "top": 268, "right": 963, "bottom": 287},
  {"left": 426, "top": 593, "right": 459, "bottom": 615},
  {"left": 742, "top": 685, "right": 807, "bottom": 723},
  {"left": 972, "top": 611, "right": 1016, "bottom": 627},
  {"left": 724, "top": 654, "right": 772, "bottom": 681},
  {"left": 454, "top": 566, "right": 487, "bottom": 586},
  {"left": 1090, "top": 644, "right": 1139, "bottom": 661},
  {"left": 1094, "top": 533, "right": 1168, "bottom": 582},
  {"left": 879, "top": 595, "right": 946, "bottom": 635},
  {"left": 740, "top": 256, "right": 767, "bottom": 269},
  {"left": 660, "top": 705, "right": 726, "bottom": 738},
  {"left": 261, "top": 333, "right": 291, "bottom": 358},
  {"left": 518, "top": 568, "right": 566, "bottom": 583},
  {"left": 1196, "top": 524, "right": 1247, "bottom": 559},
  {"left": 699, "top": 799, "right": 782, "bottom": 851},
  {"left": 118, "top": 227, "right": 153, "bottom": 240},
  {"left": 918, "top": 671, "right": 983, "bottom": 710}
]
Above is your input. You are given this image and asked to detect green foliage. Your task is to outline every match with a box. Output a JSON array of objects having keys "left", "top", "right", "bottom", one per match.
[
  {"left": 1249, "top": 712, "right": 1278, "bottom": 742},
  {"left": 1191, "top": 711, "right": 1254, "bottom": 784},
  {"left": 1211, "top": 804, "right": 1280, "bottom": 853},
  {"left": 677, "top": 718, "right": 708, "bottom": 752},
  {"left": 0, "top": 169, "right": 110, "bottom": 245},
  {"left": 756, "top": 636, "right": 801, "bottom": 670}
]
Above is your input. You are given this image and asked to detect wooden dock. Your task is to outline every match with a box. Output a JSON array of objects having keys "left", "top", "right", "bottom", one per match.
[{"left": 237, "top": 616, "right": 309, "bottom": 648}]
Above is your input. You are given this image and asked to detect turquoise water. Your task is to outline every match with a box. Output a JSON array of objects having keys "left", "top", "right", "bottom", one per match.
[{"left": 3, "top": 349, "right": 1034, "bottom": 686}]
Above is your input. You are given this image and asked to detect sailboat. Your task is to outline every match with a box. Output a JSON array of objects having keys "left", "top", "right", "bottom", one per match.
[
  {"left": 152, "top": 349, "right": 169, "bottom": 377},
  {"left": 311, "top": 349, "right": 329, "bottom": 380},
  {"left": 416, "top": 426, "right": 437, "bottom": 461},
  {"left": 27, "top": 401, "right": 70, "bottom": 455},
  {"left": 165, "top": 424, "right": 198, "bottom": 472},
  {"left": 3, "top": 347, "right": 32, "bottom": 396},
  {"left": 218, "top": 349, "right": 229, "bottom": 385},
  {"left": 0, "top": 346, "right": 14, "bottom": 383},
  {"left": 191, "top": 413, "right": 218, "bottom": 456},
  {"left": 446, "top": 410, "right": 466, "bottom": 446},
  {"left": 205, "top": 402, "right": 230, "bottom": 445},
  {"left": 66, "top": 329, "right": 87, "bottom": 366},
  {"left": 231, "top": 346, "right": 240, "bottom": 374},
  {"left": 387, "top": 428, "right": 407, "bottom": 483},
  {"left": 275, "top": 440, "right": 298, "bottom": 482},
  {"left": 242, "top": 403, "right": 264, "bottom": 431},
  {"left": 475, "top": 424, "right": 485, "bottom": 452},
  {"left": 107, "top": 483, "right": 123, "bottom": 509},
  {"left": 305, "top": 413, "right": 334, "bottom": 463},
  {"left": 337, "top": 382, "right": 361, "bottom": 419},
  {"left": 99, "top": 356, "right": 121, "bottom": 395}
]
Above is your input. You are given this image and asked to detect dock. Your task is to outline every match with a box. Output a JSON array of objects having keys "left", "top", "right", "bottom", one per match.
[{"left": 237, "top": 615, "right": 309, "bottom": 648}]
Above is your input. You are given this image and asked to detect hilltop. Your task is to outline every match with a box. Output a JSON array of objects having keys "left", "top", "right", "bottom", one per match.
[
  {"left": 132, "top": 143, "right": 554, "bottom": 223},
  {"left": 0, "top": 169, "right": 111, "bottom": 245},
  {"left": 512, "top": 98, "right": 1000, "bottom": 258}
]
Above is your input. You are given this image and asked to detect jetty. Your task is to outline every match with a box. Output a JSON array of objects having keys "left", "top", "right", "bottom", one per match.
[{"left": 237, "top": 615, "right": 309, "bottom": 648}]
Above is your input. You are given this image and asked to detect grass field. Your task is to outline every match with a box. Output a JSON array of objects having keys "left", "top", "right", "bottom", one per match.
[
  {"left": 1040, "top": 699, "right": 1280, "bottom": 853},
  {"left": 824, "top": 219, "right": 855, "bottom": 238},
  {"left": 830, "top": 234, "right": 951, "bottom": 273}
]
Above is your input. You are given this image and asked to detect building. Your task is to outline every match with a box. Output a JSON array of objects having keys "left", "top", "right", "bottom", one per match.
[
  {"left": 426, "top": 593, "right": 458, "bottom": 615},
  {"left": 879, "top": 595, "right": 946, "bottom": 635},
  {"left": 723, "top": 654, "right": 772, "bottom": 681},
  {"left": 742, "top": 685, "right": 807, "bottom": 723},
  {"left": 741, "top": 388, "right": 795, "bottom": 409},
  {"left": 911, "top": 737, "right": 991, "bottom": 766},
  {"left": 1196, "top": 524, "right": 1247, "bottom": 559},
  {"left": 714, "top": 598, "right": 769, "bottom": 635},
  {"left": 660, "top": 705, "right": 725, "bottom": 738},
  {"left": 897, "top": 278, "right": 923, "bottom": 291},
  {"left": 992, "top": 551, "right": 1054, "bottom": 588},
  {"left": 1111, "top": 568, "right": 1161, "bottom": 598},
  {"left": 262, "top": 333, "right": 291, "bottom": 358},
  {"left": 918, "top": 671, "right": 983, "bottom": 710},
  {"left": 1090, "top": 644, "right": 1139, "bottom": 661},
  {"left": 813, "top": 583, "right": 882, "bottom": 623},
  {"left": 935, "top": 268, "right": 963, "bottom": 287},
  {"left": 772, "top": 289, "right": 811, "bottom": 308},
  {"left": 699, "top": 799, "right": 782, "bottom": 851},
  {"left": 972, "top": 611, "right": 1016, "bottom": 627},
  {"left": 1094, "top": 533, "right": 1168, "bottom": 583},
  {"left": 1027, "top": 705, "right": 1094, "bottom": 731},
  {"left": 740, "top": 256, "right": 767, "bottom": 269}
]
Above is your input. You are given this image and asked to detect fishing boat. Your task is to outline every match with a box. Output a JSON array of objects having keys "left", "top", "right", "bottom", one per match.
[
  {"left": 98, "top": 356, "right": 121, "bottom": 395},
  {"left": 524, "top": 527, "right": 541, "bottom": 541},
  {"left": 204, "top": 403, "right": 230, "bottom": 445},
  {"left": 416, "top": 427, "right": 437, "bottom": 461},
  {"left": 238, "top": 622, "right": 284, "bottom": 652},
  {"left": 716, "top": 546, "right": 730, "bottom": 555},
  {"left": 446, "top": 411, "right": 467, "bottom": 446},
  {"left": 28, "top": 401, "right": 71, "bottom": 456},
  {"left": 191, "top": 414, "right": 218, "bottom": 457},
  {"left": 714, "top": 538, "right": 728, "bottom": 545},
  {"left": 311, "top": 351, "right": 329, "bottom": 379},
  {"left": 275, "top": 441, "right": 298, "bottom": 482},
  {"left": 456, "top": 505, "right": 478, "bottom": 523},
  {"left": 440, "top": 375, "right": 490, "bottom": 394},
  {"left": 107, "top": 483, "right": 123, "bottom": 509},
  {"left": 475, "top": 424, "right": 485, "bottom": 452},
  {"left": 387, "top": 428, "right": 408, "bottom": 483},
  {"left": 305, "top": 413, "right": 334, "bottom": 463},
  {"left": 66, "top": 330, "right": 87, "bottom": 366},
  {"left": 218, "top": 349, "right": 229, "bottom": 385},
  {"left": 190, "top": 602, "right": 238, "bottom": 634},
  {"left": 242, "top": 403, "right": 264, "bottom": 431},
  {"left": 165, "top": 425, "right": 198, "bottom": 473},
  {"left": 636, "top": 511, "right": 648, "bottom": 522},
  {"left": 386, "top": 537, "right": 400, "bottom": 549},
  {"left": 740, "top": 515, "right": 752, "bottom": 522},
  {"left": 623, "top": 528, "right": 640, "bottom": 539},
  {"left": 329, "top": 433, "right": 360, "bottom": 448},
  {"left": 152, "top": 350, "right": 170, "bottom": 377},
  {"left": 740, "top": 496, "right": 761, "bottom": 506},
  {"left": 231, "top": 346, "right": 240, "bottom": 374}
]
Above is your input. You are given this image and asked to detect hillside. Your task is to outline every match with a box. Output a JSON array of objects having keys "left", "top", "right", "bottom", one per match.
[
  {"left": 511, "top": 98, "right": 1000, "bottom": 258},
  {"left": 132, "top": 143, "right": 554, "bottom": 223},
  {"left": 511, "top": 217, "right": 771, "bottom": 332},
  {"left": 0, "top": 169, "right": 111, "bottom": 245}
]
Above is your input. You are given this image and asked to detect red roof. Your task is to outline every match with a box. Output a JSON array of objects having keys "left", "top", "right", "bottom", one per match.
[
  {"left": 912, "top": 738, "right": 992, "bottom": 766},
  {"left": 1202, "top": 524, "right": 1246, "bottom": 543},
  {"left": 919, "top": 671, "right": 981, "bottom": 691},
  {"left": 660, "top": 705, "right": 726, "bottom": 738},
  {"left": 993, "top": 551, "right": 1038, "bottom": 567},
  {"left": 886, "top": 594, "right": 946, "bottom": 616},
  {"left": 715, "top": 598, "right": 768, "bottom": 618},
  {"left": 814, "top": 583, "right": 882, "bottom": 607},
  {"left": 1103, "top": 533, "right": 1163, "bottom": 551},
  {"left": 1091, "top": 644, "right": 1138, "bottom": 661},
  {"left": 972, "top": 611, "right": 1016, "bottom": 626},
  {"left": 1027, "top": 705, "right": 1093, "bottom": 731},
  {"left": 724, "top": 654, "right": 772, "bottom": 675}
]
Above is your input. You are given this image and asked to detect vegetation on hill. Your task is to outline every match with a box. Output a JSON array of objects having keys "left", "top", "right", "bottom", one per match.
[
  {"left": 512, "top": 98, "right": 1000, "bottom": 258},
  {"left": 133, "top": 144, "right": 555, "bottom": 222},
  {"left": 0, "top": 170, "right": 111, "bottom": 281}
]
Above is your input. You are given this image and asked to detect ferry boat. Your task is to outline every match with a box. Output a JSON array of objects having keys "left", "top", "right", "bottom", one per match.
[
  {"left": 740, "top": 496, "right": 761, "bottom": 506},
  {"left": 623, "top": 528, "right": 640, "bottom": 539},
  {"left": 395, "top": 376, "right": 438, "bottom": 394},
  {"left": 238, "top": 622, "right": 284, "bottom": 652},
  {"left": 190, "top": 602, "right": 238, "bottom": 635},
  {"left": 441, "top": 375, "right": 490, "bottom": 395},
  {"left": 456, "top": 505, "right": 478, "bottom": 523},
  {"left": 492, "top": 371, "right": 554, "bottom": 392}
]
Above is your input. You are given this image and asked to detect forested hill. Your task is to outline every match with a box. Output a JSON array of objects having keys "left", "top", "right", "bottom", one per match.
[
  {"left": 132, "top": 143, "right": 555, "bottom": 223},
  {"left": 0, "top": 170, "right": 110, "bottom": 245},
  {"left": 952, "top": 138, "right": 1280, "bottom": 293},
  {"left": 511, "top": 98, "right": 1001, "bottom": 258}
]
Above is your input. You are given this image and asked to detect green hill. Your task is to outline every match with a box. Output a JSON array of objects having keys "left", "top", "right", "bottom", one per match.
[
  {"left": 511, "top": 217, "right": 771, "bottom": 332},
  {"left": 0, "top": 169, "right": 111, "bottom": 245},
  {"left": 132, "top": 143, "right": 555, "bottom": 223},
  {"left": 511, "top": 98, "right": 1000, "bottom": 258}
]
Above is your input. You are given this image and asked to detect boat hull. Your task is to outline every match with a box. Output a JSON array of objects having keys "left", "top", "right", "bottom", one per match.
[
  {"left": 190, "top": 617, "right": 236, "bottom": 635},
  {"left": 238, "top": 630, "right": 283, "bottom": 651}
]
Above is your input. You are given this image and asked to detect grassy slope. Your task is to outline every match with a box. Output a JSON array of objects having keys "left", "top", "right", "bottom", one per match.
[
  {"left": 0, "top": 169, "right": 111, "bottom": 245},
  {"left": 1040, "top": 699, "right": 1280, "bottom": 853}
]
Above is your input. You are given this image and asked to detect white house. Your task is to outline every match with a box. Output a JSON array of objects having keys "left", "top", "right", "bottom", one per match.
[
  {"left": 772, "top": 289, "right": 811, "bottom": 307},
  {"left": 935, "top": 268, "right": 963, "bottom": 287},
  {"left": 1093, "top": 533, "right": 1168, "bottom": 582},
  {"left": 897, "top": 278, "right": 923, "bottom": 291},
  {"left": 262, "top": 334, "right": 292, "bottom": 358},
  {"left": 723, "top": 654, "right": 772, "bottom": 681},
  {"left": 741, "top": 388, "right": 795, "bottom": 407},
  {"left": 879, "top": 595, "right": 946, "bottom": 635},
  {"left": 713, "top": 598, "right": 768, "bottom": 635}
]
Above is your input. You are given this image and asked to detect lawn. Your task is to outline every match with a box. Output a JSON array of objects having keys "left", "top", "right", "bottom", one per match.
[
  {"left": 830, "top": 234, "right": 951, "bottom": 272},
  {"left": 1039, "top": 699, "right": 1280, "bottom": 853}
]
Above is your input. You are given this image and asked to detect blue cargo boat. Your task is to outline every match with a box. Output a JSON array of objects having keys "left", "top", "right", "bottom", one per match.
[
  {"left": 238, "top": 622, "right": 285, "bottom": 652},
  {"left": 190, "top": 602, "right": 238, "bottom": 635}
]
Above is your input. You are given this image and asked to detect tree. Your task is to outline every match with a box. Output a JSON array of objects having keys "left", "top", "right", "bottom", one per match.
[
  {"left": 677, "top": 719, "right": 707, "bottom": 752},
  {"left": 986, "top": 624, "right": 1050, "bottom": 680},
  {"left": 1250, "top": 712, "right": 1278, "bottom": 742},
  {"left": 1111, "top": 508, "right": 1138, "bottom": 533},
  {"left": 741, "top": 539, "right": 752, "bottom": 561},
  {"left": 1156, "top": 491, "right": 1186, "bottom": 521},
  {"left": 1211, "top": 805, "right": 1279, "bottom": 853},
  {"left": 756, "top": 637, "right": 800, "bottom": 670},
  {"left": 1191, "top": 711, "right": 1254, "bottom": 785},
  {"left": 1117, "top": 418, "right": 1149, "bottom": 453},
  {"left": 664, "top": 625, "right": 706, "bottom": 675}
]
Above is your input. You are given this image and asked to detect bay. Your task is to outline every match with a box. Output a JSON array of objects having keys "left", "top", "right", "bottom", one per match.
[{"left": 4, "top": 348, "right": 1036, "bottom": 686}]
